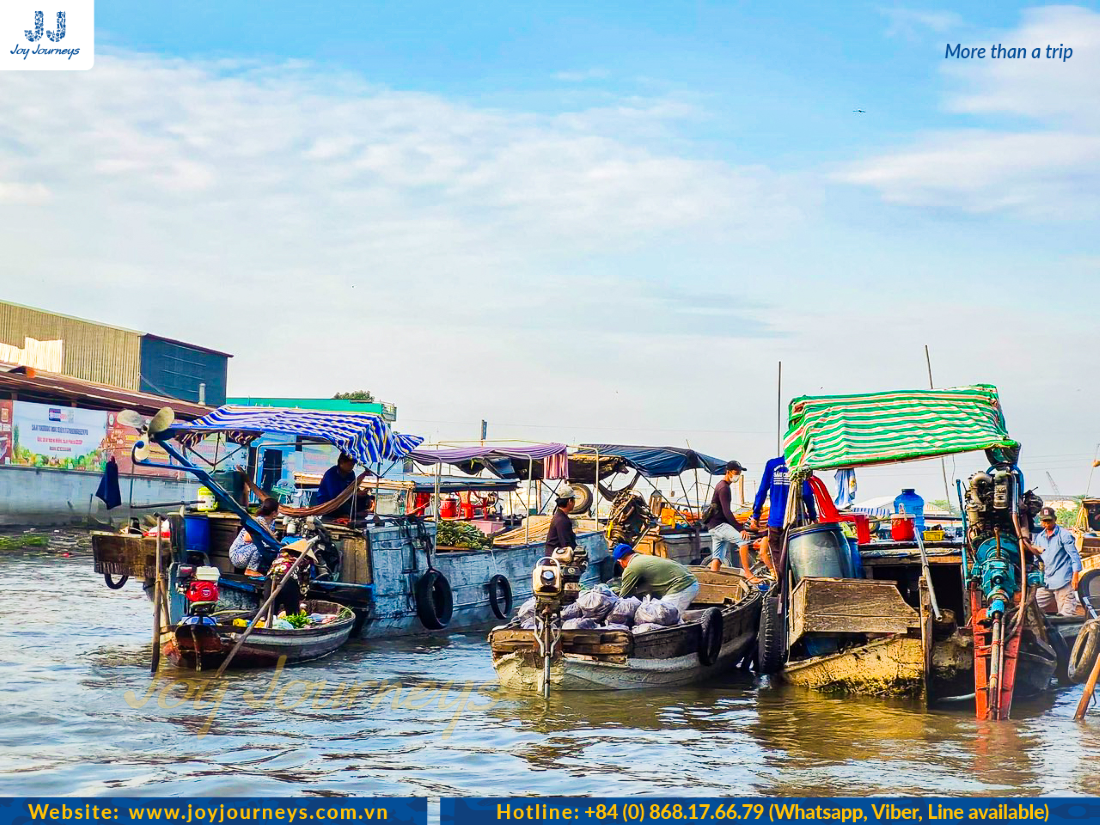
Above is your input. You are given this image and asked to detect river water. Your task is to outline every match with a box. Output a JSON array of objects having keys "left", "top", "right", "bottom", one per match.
[{"left": 2, "top": 547, "right": 1099, "bottom": 797}]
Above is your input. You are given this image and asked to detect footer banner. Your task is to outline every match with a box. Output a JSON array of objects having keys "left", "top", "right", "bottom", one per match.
[
  {"left": 442, "top": 799, "right": 1099, "bottom": 825},
  {"left": 0, "top": 800, "right": 427, "bottom": 825}
]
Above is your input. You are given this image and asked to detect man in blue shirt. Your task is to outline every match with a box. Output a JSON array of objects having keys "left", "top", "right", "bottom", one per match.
[
  {"left": 314, "top": 453, "right": 373, "bottom": 518},
  {"left": 1032, "top": 506, "right": 1083, "bottom": 617},
  {"left": 750, "top": 455, "right": 817, "bottom": 574}
]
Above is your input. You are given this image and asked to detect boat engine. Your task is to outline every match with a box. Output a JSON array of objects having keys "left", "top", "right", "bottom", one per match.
[
  {"left": 961, "top": 463, "right": 1043, "bottom": 719},
  {"left": 177, "top": 565, "right": 221, "bottom": 621}
]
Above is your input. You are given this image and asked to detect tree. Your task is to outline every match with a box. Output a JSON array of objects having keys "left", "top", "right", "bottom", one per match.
[{"left": 333, "top": 390, "right": 375, "bottom": 401}]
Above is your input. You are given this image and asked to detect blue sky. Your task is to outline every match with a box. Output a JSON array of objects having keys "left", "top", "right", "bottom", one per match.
[{"left": 3, "top": 2, "right": 1100, "bottom": 499}]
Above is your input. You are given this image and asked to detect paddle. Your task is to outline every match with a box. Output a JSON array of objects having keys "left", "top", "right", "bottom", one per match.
[
  {"left": 214, "top": 539, "right": 316, "bottom": 678},
  {"left": 1075, "top": 635, "right": 1100, "bottom": 720},
  {"left": 150, "top": 515, "right": 163, "bottom": 674}
]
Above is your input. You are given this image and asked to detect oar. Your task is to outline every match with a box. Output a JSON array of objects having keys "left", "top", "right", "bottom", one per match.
[
  {"left": 1075, "top": 638, "right": 1100, "bottom": 720},
  {"left": 214, "top": 540, "right": 314, "bottom": 678}
]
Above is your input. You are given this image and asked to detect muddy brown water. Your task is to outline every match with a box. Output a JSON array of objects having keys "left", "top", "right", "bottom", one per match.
[{"left": 2, "top": 545, "right": 1099, "bottom": 797}]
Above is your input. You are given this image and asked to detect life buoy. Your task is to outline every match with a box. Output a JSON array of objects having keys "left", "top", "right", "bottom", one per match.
[
  {"left": 698, "top": 606, "right": 724, "bottom": 666},
  {"left": 415, "top": 570, "right": 454, "bottom": 630},
  {"left": 487, "top": 574, "right": 513, "bottom": 620},
  {"left": 1069, "top": 620, "right": 1100, "bottom": 685},
  {"left": 104, "top": 573, "right": 129, "bottom": 590}
]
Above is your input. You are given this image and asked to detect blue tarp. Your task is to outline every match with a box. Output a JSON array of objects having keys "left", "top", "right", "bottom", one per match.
[
  {"left": 163, "top": 406, "right": 424, "bottom": 467},
  {"left": 577, "top": 444, "right": 729, "bottom": 478}
]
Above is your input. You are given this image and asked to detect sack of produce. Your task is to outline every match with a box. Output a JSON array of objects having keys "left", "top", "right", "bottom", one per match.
[
  {"left": 634, "top": 595, "right": 680, "bottom": 626},
  {"left": 607, "top": 596, "right": 641, "bottom": 626},
  {"left": 602, "top": 623, "right": 631, "bottom": 631},
  {"left": 631, "top": 622, "right": 668, "bottom": 634},
  {"left": 560, "top": 601, "right": 583, "bottom": 621},
  {"left": 577, "top": 588, "right": 618, "bottom": 620},
  {"left": 517, "top": 597, "right": 536, "bottom": 624},
  {"left": 563, "top": 617, "right": 601, "bottom": 630},
  {"left": 520, "top": 616, "right": 536, "bottom": 630}
]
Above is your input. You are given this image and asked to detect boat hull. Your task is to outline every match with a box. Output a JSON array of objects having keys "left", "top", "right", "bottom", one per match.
[
  {"left": 163, "top": 601, "right": 355, "bottom": 670},
  {"left": 781, "top": 636, "right": 926, "bottom": 697}
]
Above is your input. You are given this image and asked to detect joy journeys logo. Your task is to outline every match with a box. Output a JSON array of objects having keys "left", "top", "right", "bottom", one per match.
[{"left": 1, "top": 0, "right": 92, "bottom": 70}]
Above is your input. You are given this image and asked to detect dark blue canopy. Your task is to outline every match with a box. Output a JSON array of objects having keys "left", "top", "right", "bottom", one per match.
[{"left": 577, "top": 444, "right": 729, "bottom": 478}]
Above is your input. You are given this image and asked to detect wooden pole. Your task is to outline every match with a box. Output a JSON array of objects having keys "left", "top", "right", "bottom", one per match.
[
  {"left": 1075, "top": 641, "right": 1100, "bottom": 720},
  {"left": 926, "top": 345, "right": 954, "bottom": 509},
  {"left": 150, "top": 514, "right": 163, "bottom": 674},
  {"left": 214, "top": 544, "right": 313, "bottom": 678}
]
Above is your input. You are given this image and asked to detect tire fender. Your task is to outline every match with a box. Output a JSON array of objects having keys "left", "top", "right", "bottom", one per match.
[
  {"left": 698, "top": 606, "right": 724, "bottom": 667},
  {"left": 1069, "top": 620, "right": 1100, "bottom": 685},
  {"left": 756, "top": 593, "right": 786, "bottom": 676},
  {"left": 487, "top": 574, "right": 513, "bottom": 620},
  {"left": 104, "top": 573, "right": 129, "bottom": 590},
  {"left": 414, "top": 570, "right": 454, "bottom": 630}
]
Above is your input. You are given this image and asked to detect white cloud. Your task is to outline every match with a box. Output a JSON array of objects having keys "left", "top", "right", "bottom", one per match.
[
  {"left": 881, "top": 7, "right": 965, "bottom": 39},
  {"left": 843, "top": 6, "right": 1100, "bottom": 218}
]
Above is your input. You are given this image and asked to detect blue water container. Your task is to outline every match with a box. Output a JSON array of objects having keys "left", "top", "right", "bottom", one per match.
[
  {"left": 893, "top": 488, "right": 925, "bottom": 533},
  {"left": 847, "top": 537, "right": 864, "bottom": 579},
  {"left": 184, "top": 515, "right": 211, "bottom": 556},
  {"left": 786, "top": 523, "right": 855, "bottom": 584}
]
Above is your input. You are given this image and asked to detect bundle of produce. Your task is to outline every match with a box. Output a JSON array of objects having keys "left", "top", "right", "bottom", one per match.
[
  {"left": 607, "top": 596, "right": 641, "bottom": 626},
  {"left": 576, "top": 587, "right": 618, "bottom": 621},
  {"left": 634, "top": 596, "right": 680, "bottom": 626},
  {"left": 517, "top": 597, "right": 536, "bottom": 628},
  {"left": 560, "top": 601, "right": 583, "bottom": 621},
  {"left": 563, "top": 617, "right": 601, "bottom": 630},
  {"left": 632, "top": 622, "right": 669, "bottom": 634},
  {"left": 436, "top": 520, "right": 491, "bottom": 550}
]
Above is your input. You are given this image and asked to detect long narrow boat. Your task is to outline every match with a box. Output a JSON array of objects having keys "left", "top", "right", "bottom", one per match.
[
  {"left": 762, "top": 384, "right": 1064, "bottom": 720},
  {"left": 164, "top": 600, "right": 355, "bottom": 670},
  {"left": 489, "top": 568, "right": 762, "bottom": 691}
]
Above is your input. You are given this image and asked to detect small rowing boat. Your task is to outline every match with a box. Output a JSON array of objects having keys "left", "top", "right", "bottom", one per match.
[
  {"left": 163, "top": 599, "right": 355, "bottom": 670},
  {"left": 488, "top": 568, "right": 762, "bottom": 692}
]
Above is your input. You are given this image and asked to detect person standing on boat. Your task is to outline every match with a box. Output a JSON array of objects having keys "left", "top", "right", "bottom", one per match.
[
  {"left": 749, "top": 455, "right": 817, "bottom": 578},
  {"left": 1032, "top": 506, "right": 1084, "bottom": 617},
  {"left": 613, "top": 543, "right": 699, "bottom": 615},
  {"left": 229, "top": 498, "right": 279, "bottom": 573},
  {"left": 546, "top": 484, "right": 578, "bottom": 555},
  {"left": 704, "top": 460, "right": 752, "bottom": 574}
]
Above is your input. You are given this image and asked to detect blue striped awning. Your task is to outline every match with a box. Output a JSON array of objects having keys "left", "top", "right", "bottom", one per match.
[{"left": 163, "top": 406, "right": 424, "bottom": 465}]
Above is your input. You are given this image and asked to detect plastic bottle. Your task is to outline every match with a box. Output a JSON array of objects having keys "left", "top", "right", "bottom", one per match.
[{"left": 894, "top": 488, "right": 925, "bottom": 533}]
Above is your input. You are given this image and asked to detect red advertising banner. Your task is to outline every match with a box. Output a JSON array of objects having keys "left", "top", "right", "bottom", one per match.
[{"left": 0, "top": 400, "right": 12, "bottom": 464}]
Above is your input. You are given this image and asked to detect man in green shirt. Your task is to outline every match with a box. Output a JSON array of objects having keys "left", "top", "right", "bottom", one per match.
[{"left": 612, "top": 543, "right": 699, "bottom": 615}]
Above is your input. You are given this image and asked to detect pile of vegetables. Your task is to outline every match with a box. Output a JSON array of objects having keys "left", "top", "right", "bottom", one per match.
[{"left": 436, "top": 520, "right": 491, "bottom": 550}]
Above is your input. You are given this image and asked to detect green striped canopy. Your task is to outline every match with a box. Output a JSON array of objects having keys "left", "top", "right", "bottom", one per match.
[{"left": 783, "top": 384, "right": 1019, "bottom": 474}]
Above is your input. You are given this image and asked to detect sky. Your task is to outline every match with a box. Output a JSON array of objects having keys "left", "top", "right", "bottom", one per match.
[{"left": 1, "top": 2, "right": 1099, "bottom": 502}]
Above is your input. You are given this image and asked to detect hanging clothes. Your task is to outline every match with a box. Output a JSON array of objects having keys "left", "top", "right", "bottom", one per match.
[
  {"left": 833, "top": 468, "right": 857, "bottom": 509},
  {"left": 96, "top": 457, "right": 122, "bottom": 509}
]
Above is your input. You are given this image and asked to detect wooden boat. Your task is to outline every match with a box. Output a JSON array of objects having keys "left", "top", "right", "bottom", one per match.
[
  {"left": 488, "top": 568, "right": 762, "bottom": 692},
  {"left": 163, "top": 600, "right": 355, "bottom": 670}
]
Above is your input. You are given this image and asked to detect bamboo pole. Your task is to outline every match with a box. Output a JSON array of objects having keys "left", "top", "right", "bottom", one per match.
[
  {"left": 214, "top": 544, "right": 314, "bottom": 678},
  {"left": 926, "top": 345, "right": 954, "bottom": 509},
  {"left": 1075, "top": 644, "right": 1100, "bottom": 720}
]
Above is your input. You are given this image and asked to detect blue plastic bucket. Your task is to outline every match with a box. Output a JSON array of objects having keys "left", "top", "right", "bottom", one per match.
[
  {"left": 184, "top": 515, "right": 211, "bottom": 556},
  {"left": 847, "top": 536, "right": 864, "bottom": 578}
]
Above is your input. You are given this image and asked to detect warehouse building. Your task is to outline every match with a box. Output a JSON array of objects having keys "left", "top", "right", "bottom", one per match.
[{"left": 0, "top": 300, "right": 231, "bottom": 405}]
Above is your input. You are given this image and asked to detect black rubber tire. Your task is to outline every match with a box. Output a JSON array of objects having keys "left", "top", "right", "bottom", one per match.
[
  {"left": 1045, "top": 615, "right": 1072, "bottom": 686},
  {"left": 570, "top": 483, "right": 593, "bottom": 516},
  {"left": 1069, "top": 620, "right": 1100, "bottom": 685},
  {"left": 1078, "top": 569, "right": 1100, "bottom": 616},
  {"left": 104, "top": 573, "right": 129, "bottom": 590},
  {"left": 487, "top": 574, "right": 513, "bottom": 620},
  {"left": 698, "top": 607, "right": 724, "bottom": 667},
  {"left": 756, "top": 593, "right": 786, "bottom": 675},
  {"left": 415, "top": 570, "right": 454, "bottom": 630}
]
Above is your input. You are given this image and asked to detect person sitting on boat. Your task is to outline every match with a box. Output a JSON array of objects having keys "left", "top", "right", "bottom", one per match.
[
  {"left": 266, "top": 539, "right": 318, "bottom": 616},
  {"left": 546, "top": 484, "right": 578, "bottom": 556},
  {"left": 704, "top": 460, "right": 752, "bottom": 575},
  {"left": 612, "top": 543, "right": 699, "bottom": 616},
  {"left": 228, "top": 498, "right": 279, "bottom": 574},
  {"left": 314, "top": 453, "right": 372, "bottom": 518},
  {"left": 1032, "top": 506, "right": 1084, "bottom": 617},
  {"left": 749, "top": 455, "right": 816, "bottom": 580}
]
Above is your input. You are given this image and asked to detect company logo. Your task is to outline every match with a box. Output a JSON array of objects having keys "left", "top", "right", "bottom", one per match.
[
  {"left": 48, "top": 407, "right": 75, "bottom": 423},
  {"left": 1, "top": 0, "right": 92, "bottom": 70},
  {"left": 25, "top": 10, "right": 66, "bottom": 42}
]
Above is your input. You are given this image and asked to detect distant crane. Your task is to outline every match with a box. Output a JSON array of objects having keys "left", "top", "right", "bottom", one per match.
[{"left": 1046, "top": 471, "right": 1062, "bottom": 498}]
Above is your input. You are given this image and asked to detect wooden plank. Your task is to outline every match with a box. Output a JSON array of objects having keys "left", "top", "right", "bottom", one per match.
[
  {"left": 919, "top": 576, "right": 933, "bottom": 685},
  {"left": 862, "top": 554, "right": 961, "bottom": 567},
  {"left": 790, "top": 577, "right": 919, "bottom": 647}
]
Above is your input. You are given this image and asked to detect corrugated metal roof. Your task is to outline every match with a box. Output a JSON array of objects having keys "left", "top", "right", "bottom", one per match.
[{"left": 0, "top": 364, "right": 211, "bottom": 419}]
